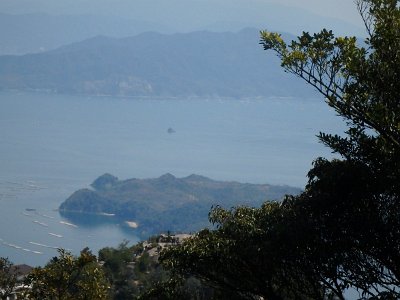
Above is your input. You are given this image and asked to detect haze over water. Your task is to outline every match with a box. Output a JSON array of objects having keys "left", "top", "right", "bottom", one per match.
[{"left": 0, "top": 91, "right": 344, "bottom": 265}]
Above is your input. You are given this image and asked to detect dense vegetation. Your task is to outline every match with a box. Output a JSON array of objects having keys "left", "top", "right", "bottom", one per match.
[
  {"left": 1, "top": 236, "right": 213, "bottom": 300},
  {"left": 1, "top": 249, "right": 109, "bottom": 299},
  {"left": 138, "top": 1, "right": 400, "bottom": 299},
  {"left": 60, "top": 173, "right": 300, "bottom": 234},
  {"left": 0, "top": 257, "right": 20, "bottom": 299}
]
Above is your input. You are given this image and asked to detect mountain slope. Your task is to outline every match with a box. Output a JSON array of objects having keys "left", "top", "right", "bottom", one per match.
[{"left": 0, "top": 29, "right": 317, "bottom": 98}]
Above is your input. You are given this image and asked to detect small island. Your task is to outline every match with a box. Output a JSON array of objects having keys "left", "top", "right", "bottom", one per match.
[{"left": 59, "top": 173, "right": 301, "bottom": 234}]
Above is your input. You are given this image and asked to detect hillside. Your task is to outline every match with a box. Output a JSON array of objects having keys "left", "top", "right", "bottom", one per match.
[
  {"left": 59, "top": 173, "right": 301, "bottom": 234},
  {"left": 0, "top": 13, "right": 170, "bottom": 55},
  {"left": 0, "top": 29, "right": 317, "bottom": 98}
]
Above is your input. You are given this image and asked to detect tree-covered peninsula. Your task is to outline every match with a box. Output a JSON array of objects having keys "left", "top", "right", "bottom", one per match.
[{"left": 59, "top": 173, "right": 300, "bottom": 234}]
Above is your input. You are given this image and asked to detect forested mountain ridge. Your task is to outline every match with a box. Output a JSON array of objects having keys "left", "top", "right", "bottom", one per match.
[
  {"left": 59, "top": 173, "right": 301, "bottom": 234},
  {"left": 0, "top": 4, "right": 362, "bottom": 56},
  {"left": 0, "top": 29, "right": 316, "bottom": 98}
]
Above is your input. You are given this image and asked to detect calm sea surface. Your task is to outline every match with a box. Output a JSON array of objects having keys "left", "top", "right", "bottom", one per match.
[{"left": 0, "top": 91, "right": 344, "bottom": 266}]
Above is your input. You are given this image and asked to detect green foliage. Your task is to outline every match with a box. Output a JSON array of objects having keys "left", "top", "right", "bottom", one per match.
[
  {"left": 260, "top": 0, "right": 400, "bottom": 153},
  {"left": 260, "top": 1, "right": 400, "bottom": 297},
  {"left": 137, "top": 275, "right": 217, "bottom": 300},
  {"left": 24, "top": 248, "right": 110, "bottom": 300},
  {"left": 99, "top": 241, "right": 133, "bottom": 279},
  {"left": 96, "top": 237, "right": 218, "bottom": 299},
  {"left": 158, "top": 205, "right": 329, "bottom": 299},
  {"left": 99, "top": 241, "right": 137, "bottom": 299},
  {"left": 98, "top": 240, "right": 167, "bottom": 299},
  {"left": 0, "top": 257, "right": 19, "bottom": 300},
  {"left": 148, "top": 1, "right": 400, "bottom": 299}
]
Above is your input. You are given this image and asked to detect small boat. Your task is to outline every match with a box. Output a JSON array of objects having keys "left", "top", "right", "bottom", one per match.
[
  {"left": 59, "top": 221, "right": 78, "bottom": 228},
  {"left": 32, "top": 220, "right": 48, "bottom": 227},
  {"left": 39, "top": 213, "right": 54, "bottom": 219},
  {"left": 48, "top": 233, "right": 63, "bottom": 238},
  {"left": 167, "top": 127, "right": 176, "bottom": 134},
  {"left": 99, "top": 212, "right": 115, "bottom": 216},
  {"left": 29, "top": 241, "right": 59, "bottom": 250}
]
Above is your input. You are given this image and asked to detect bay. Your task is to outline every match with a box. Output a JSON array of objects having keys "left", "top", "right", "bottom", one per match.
[{"left": 0, "top": 91, "right": 344, "bottom": 266}]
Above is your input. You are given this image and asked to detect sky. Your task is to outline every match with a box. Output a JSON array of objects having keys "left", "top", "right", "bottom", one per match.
[
  {"left": 0, "top": 0, "right": 363, "bottom": 29},
  {"left": 270, "top": 0, "right": 361, "bottom": 25}
]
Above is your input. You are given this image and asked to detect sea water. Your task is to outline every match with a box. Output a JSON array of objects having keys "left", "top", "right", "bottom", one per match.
[{"left": 0, "top": 91, "right": 344, "bottom": 266}]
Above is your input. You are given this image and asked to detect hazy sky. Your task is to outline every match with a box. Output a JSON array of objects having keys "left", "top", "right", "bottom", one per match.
[
  {"left": 0, "top": 0, "right": 364, "bottom": 35},
  {"left": 0, "top": 0, "right": 361, "bottom": 23},
  {"left": 270, "top": 0, "right": 360, "bottom": 24}
]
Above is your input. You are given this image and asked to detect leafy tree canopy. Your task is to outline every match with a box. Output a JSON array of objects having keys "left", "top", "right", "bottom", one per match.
[
  {"left": 24, "top": 248, "right": 110, "bottom": 300},
  {"left": 142, "top": 1, "right": 400, "bottom": 299},
  {"left": 0, "top": 257, "right": 20, "bottom": 300}
]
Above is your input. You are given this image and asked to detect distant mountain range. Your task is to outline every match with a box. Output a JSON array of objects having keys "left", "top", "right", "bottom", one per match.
[
  {"left": 0, "top": 28, "right": 318, "bottom": 98},
  {"left": 59, "top": 173, "right": 301, "bottom": 234},
  {"left": 0, "top": 5, "right": 363, "bottom": 55},
  {"left": 0, "top": 13, "right": 172, "bottom": 55}
]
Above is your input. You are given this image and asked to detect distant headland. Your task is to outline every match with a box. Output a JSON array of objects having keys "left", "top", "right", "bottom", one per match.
[{"left": 59, "top": 173, "right": 301, "bottom": 234}]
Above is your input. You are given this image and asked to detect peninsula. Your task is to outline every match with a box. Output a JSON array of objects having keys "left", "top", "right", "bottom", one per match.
[{"left": 59, "top": 173, "right": 301, "bottom": 233}]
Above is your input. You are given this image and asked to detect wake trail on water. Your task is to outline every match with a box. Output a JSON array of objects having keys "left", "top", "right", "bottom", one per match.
[
  {"left": 1, "top": 239, "right": 43, "bottom": 255},
  {"left": 29, "top": 241, "right": 71, "bottom": 251}
]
